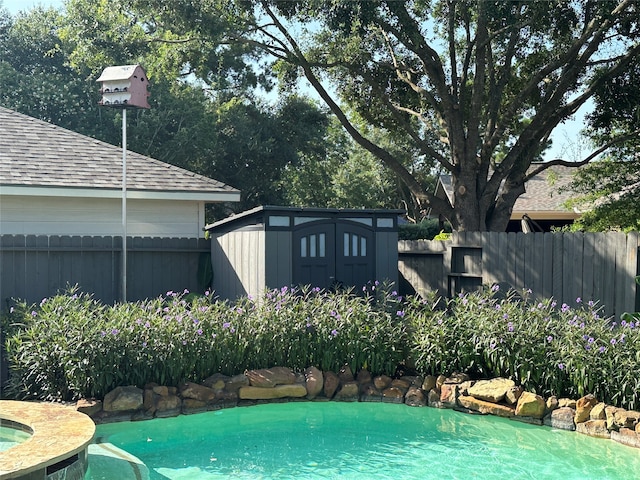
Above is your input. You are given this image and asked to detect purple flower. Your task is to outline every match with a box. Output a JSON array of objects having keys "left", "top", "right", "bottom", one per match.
[
  {"left": 196, "top": 329, "right": 203, "bottom": 335},
  {"left": 588, "top": 300, "right": 595, "bottom": 307},
  {"left": 598, "top": 346, "right": 606, "bottom": 353},
  {"left": 100, "top": 331, "right": 107, "bottom": 337},
  {"left": 40, "top": 298, "right": 48, "bottom": 306},
  {"left": 576, "top": 297, "right": 582, "bottom": 304},
  {"left": 166, "top": 290, "right": 175, "bottom": 297},
  {"left": 507, "top": 322, "right": 514, "bottom": 332},
  {"left": 182, "top": 340, "right": 187, "bottom": 345},
  {"left": 142, "top": 341, "right": 147, "bottom": 347},
  {"left": 610, "top": 338, "right": 617, "bottom": 345},
  {"left": 437, "top": 318, "right": 443, "bottom": 325},
  {"left": 396, "top": 310, "right": 405, "bottom": 317},
  {"left": 31, "top": 311, "right": 37, "bottom": 317},
  {"left": 223, "top": 322, "right": 231, "bottom": 329},
  {"left": 230, "top": 327, "right": 236, "bottom": 333},
  {"left": 391, "top": 290, "right": 398, "bottom": 296},
  {"left": 551, "top": 300, "right": 557, "bottom": 308},
  {"left": 183, "top": 289, "right": 190, "bottom": 294},
  {"left": 585, "top": 344, "right": 591, "bottom": 350},
  {"left": 111, "top": 328, "right": 119, "bottom": 335},
  {"left": 588, "top": 337, "right": 595, "bottom": 343},
  {"left": 558, "top": 363, "right": 565, "bottom": 370},
  {"left": 561, "top": 303, "right": 570, "bottom": 313},
  {"left": 331, "top": 329, "right": 338, "bottom": 337},
  {"left": 144, "top": 321, "right": 150, "bottom": 328},
  {"left": 136, "top": 318, "right": 142, "bottom": 325},
  {"left": 546, "top": 335, "right": 553, "bottom": 342},
  {"left": 495, "top": 304, "right": 501, "bottom": 310},
  {"left": 491, "top": 284, "right": 500, "bottom": 292}
]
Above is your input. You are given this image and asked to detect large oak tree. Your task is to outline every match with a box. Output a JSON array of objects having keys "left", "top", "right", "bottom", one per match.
[{"left": 114, "top": 0, "right": 640, "bottom": 231}]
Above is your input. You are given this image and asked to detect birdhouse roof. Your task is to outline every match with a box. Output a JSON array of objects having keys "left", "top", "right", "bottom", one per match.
[{"left": 96, "top": 65, "right": 147, "bottom": 83}]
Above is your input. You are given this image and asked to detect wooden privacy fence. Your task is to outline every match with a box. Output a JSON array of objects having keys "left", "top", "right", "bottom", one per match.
[
  {"left": 398, "top": 231, "right": 640, "bottom": 319},
  {"left": 0, "top": 235, "right": 211, "bottom": 309}
]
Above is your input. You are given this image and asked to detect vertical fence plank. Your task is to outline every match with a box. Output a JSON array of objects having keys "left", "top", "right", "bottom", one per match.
[
  {"left": 581, "top": 233, "right": 596, "bottom": 304},
  {"left": 541, "top": 233, "right": 554, "bottom": 300}
]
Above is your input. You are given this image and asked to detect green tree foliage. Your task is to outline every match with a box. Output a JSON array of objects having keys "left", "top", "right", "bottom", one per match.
[
  {"left": 3, "top": 0, "right": 429, "bottom": 221},
  {"left": 114, "top": 0, "right": 640, "bottom": 231},
  {"left": 566, "top": 56, "right": 640, "bottom": 231}
]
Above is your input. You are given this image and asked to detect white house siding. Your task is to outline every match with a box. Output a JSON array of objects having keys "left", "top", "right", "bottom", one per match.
[{"left": 0, "top": 196, "right": 206, "bottom": 238}]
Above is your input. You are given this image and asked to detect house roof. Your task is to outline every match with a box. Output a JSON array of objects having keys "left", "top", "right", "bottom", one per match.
[
  {"left": 0, "top": 107, "right": 240, "bottom": 203},
  {"left": 436, "top": 164, "right": 581, "bottom": 220}
]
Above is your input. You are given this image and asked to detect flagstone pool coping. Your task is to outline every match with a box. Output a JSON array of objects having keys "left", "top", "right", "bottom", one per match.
[{"left": 0, "top": 400, "right": 95, "bottom": 479}]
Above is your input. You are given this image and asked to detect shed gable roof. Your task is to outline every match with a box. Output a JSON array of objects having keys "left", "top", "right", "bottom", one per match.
[{"left": 0, "top": 107, "right": 239, "bottom": 201}]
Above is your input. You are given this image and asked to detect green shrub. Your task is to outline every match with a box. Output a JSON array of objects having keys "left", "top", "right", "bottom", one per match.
[
  {"left": 3, "top": 283, "right": 639, "bottom": 410},
  {"left": 398, "top": 218, "right": 451, "bottom": 240},
  {"left": 408, "top": 286, "right": 640, "bottom": 410},
  {"left": 2, "top": 284, "right": 408, "bottom": 401}
]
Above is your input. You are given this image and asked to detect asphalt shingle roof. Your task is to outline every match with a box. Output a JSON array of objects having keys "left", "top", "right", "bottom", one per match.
[
  {"left": 0, "top": 107, "right": 239, "bottom": 197},
  {"left": 438, "top": 164, "right": 579, "bottom": 215}
]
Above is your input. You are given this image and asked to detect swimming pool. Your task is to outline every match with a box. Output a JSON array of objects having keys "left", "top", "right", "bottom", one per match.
[
  {"left": 87, "top": 402, "right": 640, "bottom": 479},
  {"left": 0, "top": 423, "right": 31, "bottom": 452}
]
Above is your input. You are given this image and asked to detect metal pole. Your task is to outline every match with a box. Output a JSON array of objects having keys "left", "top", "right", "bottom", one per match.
[{"left": 122, "top": 108, "right": 127, "bottom": 302}]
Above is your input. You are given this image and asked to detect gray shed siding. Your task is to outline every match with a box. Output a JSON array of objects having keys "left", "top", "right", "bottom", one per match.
[
  {"left": 207, "top": 206, "right": 402, "bottom": 301},
  {"left": 211, "top": 227, "right": 266, "bottom": 300}
]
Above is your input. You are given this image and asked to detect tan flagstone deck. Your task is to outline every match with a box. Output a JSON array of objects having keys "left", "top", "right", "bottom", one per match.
[{"left": 0, "top": 400, "right": 95, "bottom": 479}]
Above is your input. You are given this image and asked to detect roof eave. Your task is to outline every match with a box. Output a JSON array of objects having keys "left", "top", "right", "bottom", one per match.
[{"left": 0, "top": 185, "right": 241, "bottom": 203}]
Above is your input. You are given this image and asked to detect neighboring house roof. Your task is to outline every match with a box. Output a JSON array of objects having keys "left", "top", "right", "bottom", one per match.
[
  {"left": 436, "top": 163, "right": 581, "bottom": 221},
  {"left": 0, "top": 107, "right": 240, "bottom": 203}
]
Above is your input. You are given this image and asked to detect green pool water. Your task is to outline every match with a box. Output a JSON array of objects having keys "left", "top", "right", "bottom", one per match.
[
  {"left": 87, "top": 402, "right": 640, "bottom": 479},
  {"left": 0, "top": 424, "right": 31, "bottom": 452}
]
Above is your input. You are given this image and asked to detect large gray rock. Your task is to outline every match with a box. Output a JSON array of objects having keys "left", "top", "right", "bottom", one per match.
[
  {"left": 611, "top": 428, "right": 640, "bottom": 449},
  {"left": 576, "top": 420, "right": 610, "bottom": 439},
  {"left": 467, "top": 378, "right": 515, "bottom": 403},
  {"left": 543, "top": 406, "right": 576, "bottom": 431},
  {"left": 103, "top": 386, "right": 143, "bottom": 412}
]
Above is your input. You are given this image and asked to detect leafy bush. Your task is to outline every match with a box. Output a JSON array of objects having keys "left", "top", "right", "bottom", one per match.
[
  {"left": 2, "top": 284, "right": 408, "bottom": 401},
  {"left": 3, "top": 283, "right": 639, "bottom": 410},
  {"left": 398, "top": 218, "right": 451, "bottom": 240},
  {"left": 408, "top": 286, "right": 640, "bottom": 410}
]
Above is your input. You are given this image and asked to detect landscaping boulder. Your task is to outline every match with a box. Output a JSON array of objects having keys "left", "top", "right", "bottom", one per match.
[
  {"left": 515, "top": 392, "right": 545, "bottom": 419},
  {"left": 360, "top": 384, "right": 382, "bottom": 402},
  {"left": 103, "top": 386, "right": 143, "bottom": 412},
  {"left": 574, "top": 394, "right": 598, "bottom": 424},
  {"left": 239, "top": 384, "right": 307, "bottom": 400},
  {"left": 427, "top": 389, "right": 443, "bottom": 408},
  {"left": 440, "top": 383, "right": 458, "bottom": 408},
  {"left": 338, "top": 364, "right": 354, "bottom": 382},
  {"left": 505, "top": 386, "right": 524, "bottom": 405},
  {"left": 405, "top": 386, "right": 427, "bottom": 407},
  {"left": 179, "top": 382, "right": 216, "bottom": 402},
  {"left": 611, "top": 428, "right": 640, "bottom": 449},
  {"left": 467, "top": 378, "right": 515, "bottom": 403},
  {"left": 382, "top": 386, "right": 405, "bottom": 404},
  {"left": 422, "top": 375, "right": 437, "bottom": 392},
  {"left": 457, "top": 395, "right": 516, "bottom": 417},
  {"left": 246, "top": 367, "right": 296, "bottom": 387},
  {"left": 225, "top": 374, "right": 250, "bottom": 392},
  {"left": 323, "top": 371, "right": 340, "bottom": 399},
  {"left": 576, "top": 420, "right": 610, "bottom": 439},
  {"left": 76, "top": 398, "right": 102, "bottom": 417},
  {"left": 335, "top": 382, "right": 359, "bottom": 401},
  {"left": 589, "top": 402, "right": 607, "bottom": 420},
  {"left": 374, "top": 375, "right": 392, "bottom": 390},
  {"left": 304, "top": 366, "right": 324, "bottom": 399},
  {"left": 543, "top": 406, "right": 575, "bottom": 431},
  {"left": 202, "top": 373, "right": 230, "bottom": 390},
  {"left": 356, "top": 369, "right": 372, "bottom": 385}
]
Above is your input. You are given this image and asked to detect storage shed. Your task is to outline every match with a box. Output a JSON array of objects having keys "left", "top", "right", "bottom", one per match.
[{"left": 206, "top": 206, "right": 403, "bottom": 300}]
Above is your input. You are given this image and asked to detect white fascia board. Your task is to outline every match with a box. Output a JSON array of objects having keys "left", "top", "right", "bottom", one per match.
[{"left": 0, "top": 185, "right": 241, "bottom": 202}]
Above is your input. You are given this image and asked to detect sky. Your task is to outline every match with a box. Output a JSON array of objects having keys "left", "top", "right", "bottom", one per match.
[{"left": 2, "top": 0, "right": 588, "bottom": 161}]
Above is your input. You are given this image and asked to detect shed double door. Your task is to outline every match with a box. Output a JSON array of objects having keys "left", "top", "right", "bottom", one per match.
[{"left": 293, "top": 221, "right": 374, "bottom": 290}]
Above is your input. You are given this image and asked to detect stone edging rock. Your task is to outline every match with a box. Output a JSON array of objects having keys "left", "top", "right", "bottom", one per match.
[{"left": 76, "top": 365, "right": 640, "bottom": 450}]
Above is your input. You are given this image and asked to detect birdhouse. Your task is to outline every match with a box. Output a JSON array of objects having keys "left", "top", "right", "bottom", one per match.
[{"left": 97, "top": 65, "right": 150, "bottom": 109}]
